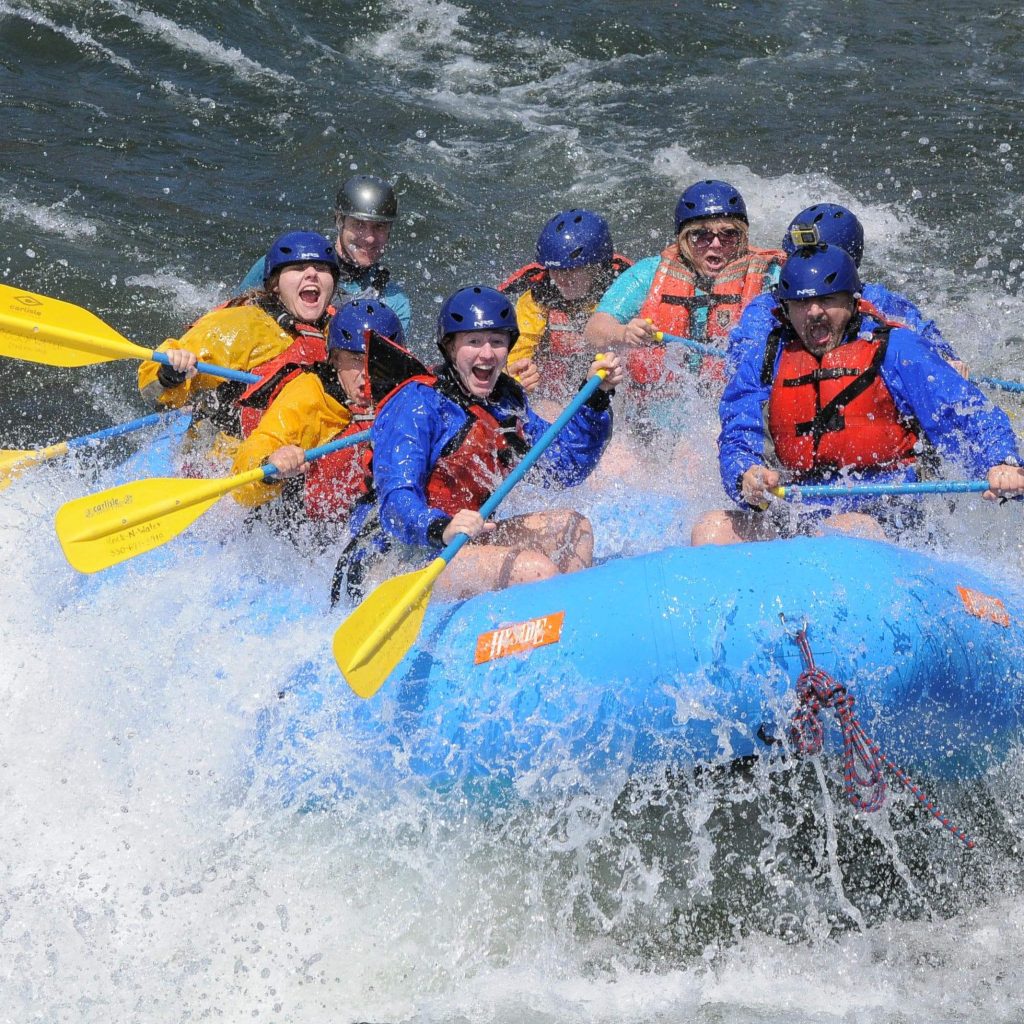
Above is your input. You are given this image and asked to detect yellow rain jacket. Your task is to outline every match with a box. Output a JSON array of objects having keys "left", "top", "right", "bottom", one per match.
[
  {"left": 231, "top": 370, "right": 365, "bottom": 512},
  {"left": 138, "top": 304, "right": 294, "bottom": 408}
]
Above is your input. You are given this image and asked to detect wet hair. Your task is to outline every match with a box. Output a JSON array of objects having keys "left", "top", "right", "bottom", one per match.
[{"left": 676, "top": 215, "right": 749, "bottom": 274}]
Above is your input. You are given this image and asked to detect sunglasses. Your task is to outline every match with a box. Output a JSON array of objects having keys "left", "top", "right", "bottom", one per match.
[{"left": 685, "top": 227, "right": 743, "bottom": 247}]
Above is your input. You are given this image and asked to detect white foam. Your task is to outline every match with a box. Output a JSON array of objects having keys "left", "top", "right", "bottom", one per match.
[
  {"left": 97, "top": 0, "right": 293, "bottom": 86},
  {"left": 0, "top": 195, "right": 99, "bottom": 240},
  {"left": 123, "top": 272, "right": 227, "bottom": 324},
  {"left": 0, "top": 1, "right": 135, "bottom": 72}
]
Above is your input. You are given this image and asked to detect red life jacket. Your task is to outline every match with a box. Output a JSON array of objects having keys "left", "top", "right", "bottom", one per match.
[
  {"left": 767, "top": 315, "right": 919, "bottom": 476},
  {"left": 377, "top": 372, "right": 530, "bottom": 517},
  {"left": 303, "top": 409, "right": 375, "bottom": 521},
  {"left": 236, "top": 323, "right": 327, "bottom": 437},
  {"left": 628, "top": 245, "right": 785, "bottom": 386},
  {"left": 500, "top": 257, "right": 633, "bottom": 398}
]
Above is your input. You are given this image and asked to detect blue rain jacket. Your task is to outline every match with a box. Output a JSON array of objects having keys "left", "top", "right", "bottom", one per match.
[
  {"left": 719, "top": 320, "right": 1019, "bottom": 507},
  {"left": 373, "top": 370, "right": 612, "bottom": 549}
]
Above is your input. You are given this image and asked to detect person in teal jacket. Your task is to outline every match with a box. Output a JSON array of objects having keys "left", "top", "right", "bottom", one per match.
[{"left": 238, "top": 174, "right": 411, "bottom": 333}]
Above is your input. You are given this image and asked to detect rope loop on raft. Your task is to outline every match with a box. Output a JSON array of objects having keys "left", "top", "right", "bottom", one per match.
[{"left": 787, "top": 624, "right": 976, "bottom": 850}]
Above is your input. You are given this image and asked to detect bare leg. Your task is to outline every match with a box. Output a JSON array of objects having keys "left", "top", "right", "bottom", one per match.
[
  {"left": 491, "top": 508, "right": 594, "bottom": 573},
  {"left": 818, "top": 512, "right": 886, "bottom": 541},
  {"left": 435, "top": 545, "right": 559, "bottom": 601},
  {"left": 434, "top": 510, "right": 595, "bottom": 600},
  {"left": 690, "top": 508, "right": 782, "bottom": 546}
]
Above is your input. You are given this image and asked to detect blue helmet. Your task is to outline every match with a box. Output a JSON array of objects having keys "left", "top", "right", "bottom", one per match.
[
  {"left": 783, "top": 204, "right": 865, "bottom": 267},
  {"left": 264, "top": 231, "right": 340, "bottom": 286},
  {"left": 328, "top": 298, "right": 404, "bottom": 354},
  {"left": 535, "top": 209, "right": 614, "bottom": 269},
  {"left": 774, "top": 243, "right": 861, "bottom": 302},
  {"left": 436, "top": 285, "right": 519, "bottom": 353},
  {"left": 674, "top": 180, "right": 748, "bottom": 233}
]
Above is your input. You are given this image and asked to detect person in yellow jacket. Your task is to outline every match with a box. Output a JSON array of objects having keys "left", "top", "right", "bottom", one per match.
[
  {"left": 500, "top": 209, "right": 630, "bottom": 414},
  {"left": 230, "top": 298, "right": 405, "bottom": 541},
  {"left": 138, "top": 231, "right": 340, "bottom": 466}
]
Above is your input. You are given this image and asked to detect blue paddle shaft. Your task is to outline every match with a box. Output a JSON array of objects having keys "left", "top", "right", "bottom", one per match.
[
  {"left": 151, "top": 350, "right": 260, "bottom": 385},
  {"left": 975, "top": 375, "right": 1024, "bottom": 394},
  {"left": 65, "top": 411, "right": 168, "bottom": 450},
  {"left": 441, "top": 372, "right": 607, "bottom": 563},
  {"left": 655, "top": 342, "right": 1024, "bottom": 395},
  {"left": 781, "top": 479, "right": 989, "bottom": 499},
  {"left": 658, "top": 331, "right": 725, "bottom": 360},
  {"left": 260, "top": 429, "right": 371, "bottom": 480}
]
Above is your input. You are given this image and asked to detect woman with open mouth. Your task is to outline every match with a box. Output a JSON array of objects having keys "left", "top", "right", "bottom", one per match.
[
  {"left": 584, "top": 179, "right": 785, "bottom": 444},
  {"left": 341, "top": 285, "right": 623, "bottom": 603},
  {"left": 136, "top": 231, "right": 340, "bottom": 467}
]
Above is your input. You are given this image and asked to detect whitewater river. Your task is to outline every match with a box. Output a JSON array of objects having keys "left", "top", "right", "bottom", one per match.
[{"left": 2, "top": 1, "right": 1024, "bottom": 1020}]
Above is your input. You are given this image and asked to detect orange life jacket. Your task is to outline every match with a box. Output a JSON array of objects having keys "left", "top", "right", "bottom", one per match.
[
  {"left": 628, "top": 245, "right": 785, "bottom": 386},
  {"left": 378, "top": 372, "right": 530, "bottom": 517},
  {"left": 236, "top": 324, "right": 328, "bottom": 437},
  {"left": 766, "top": 316, "right": 919, "bottom": 476},
  {"left": 303, "top": 410, "right": 375, "bottom": 521}
]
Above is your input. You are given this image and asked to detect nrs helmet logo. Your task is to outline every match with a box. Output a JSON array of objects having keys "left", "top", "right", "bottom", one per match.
[
  {"left": 795, "top": 288, "right": 818, "bottom": 297},
  {"left": 472, "top": 318, "right": 495, "bottom": 328}
]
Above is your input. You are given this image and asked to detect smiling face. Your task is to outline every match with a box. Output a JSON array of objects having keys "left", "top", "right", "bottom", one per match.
[
  {"left": 337, "top": 215, "right": 392, "bottom": 268},
  {"left": 446, "top": 329, "right": 512, "bottom": 399},
  {"left": 785, "top": 292, "right": 856, "bottom": 356},
  {"left": 272, "top": 262, "right": 336, "bottom": 321},
  {"left": 677, "top": 217, "right": 747, "bottom": 277}
]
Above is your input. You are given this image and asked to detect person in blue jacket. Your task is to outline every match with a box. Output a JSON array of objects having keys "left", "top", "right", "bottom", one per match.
[
  {"left": 238, "top": 174, "right": 412, "bottom": 334},
  {"left": 725, "top": 202, "right": 965, "bottom": 377},
  {"left": 363, "top": 285, "right": 621, "bottom": 602},
  {"left": 691, "top": 244, "right": 1024, "bottom": 546}
]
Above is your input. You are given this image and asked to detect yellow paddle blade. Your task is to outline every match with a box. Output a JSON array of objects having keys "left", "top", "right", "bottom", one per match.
[
  {"left": 0, "top": 282, "right": 152, "bottom": 367},
  {"left": 0, "top": 443, "right": 70, "bottom": 492},
  {"left": 333, "top": 557, "right": 448, "bottom": 698},
  {"left": 54, "top": 468, "right": 265, "bottom": 573}
]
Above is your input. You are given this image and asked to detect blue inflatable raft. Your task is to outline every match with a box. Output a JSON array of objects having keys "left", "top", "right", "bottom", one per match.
[{"left": 254, "top": 536, "right": 1024, "bottom": 804}]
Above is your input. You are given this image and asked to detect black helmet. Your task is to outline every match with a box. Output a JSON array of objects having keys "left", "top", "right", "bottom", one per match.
[{"left": 335, "top": 174, "right": 398, "bottom": 223}]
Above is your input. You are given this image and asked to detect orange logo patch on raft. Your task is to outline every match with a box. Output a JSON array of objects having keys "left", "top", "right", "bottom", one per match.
[
  {"left": 474, "top": 612, "right": 566, "bottom": 665},
  {"left": 957, "top": 585, "right": 1011, "bottom": 627}
]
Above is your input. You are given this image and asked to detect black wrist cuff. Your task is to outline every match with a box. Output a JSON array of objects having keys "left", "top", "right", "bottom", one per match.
[
  {"left": 427, "top": 516, "right": 451, "bottom": 548},
  {"left": 157, "top": 363, "right": 188, "bottom": 388},
  {"left": 583, "top": 384, "right": 613, "bottom": 412}
]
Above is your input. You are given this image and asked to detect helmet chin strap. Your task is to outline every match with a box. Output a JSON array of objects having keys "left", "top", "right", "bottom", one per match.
[
  {"left": 437, "top": 348, "right": 499, "bottom": 403},
  {"left": 336, "top": 248, "right": 363, "bottom": 280}
]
